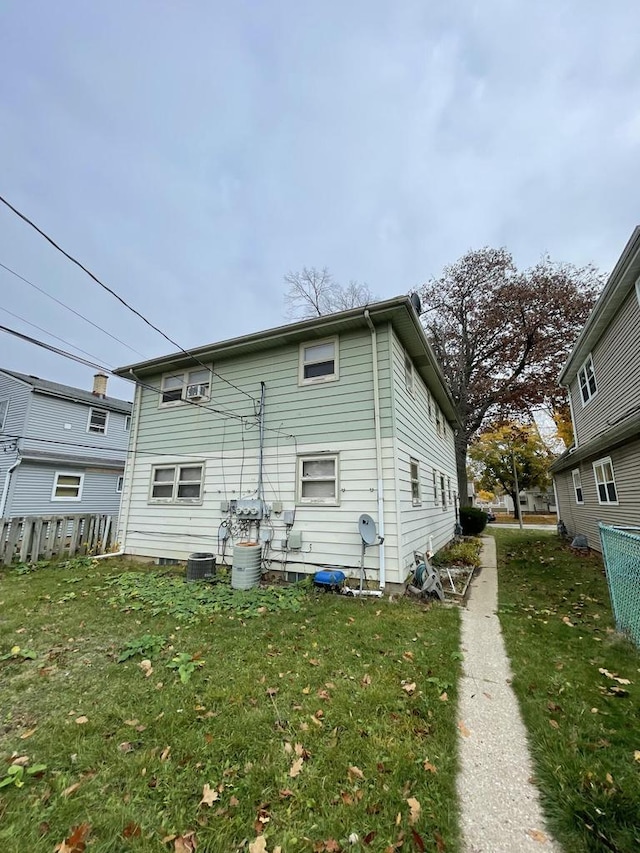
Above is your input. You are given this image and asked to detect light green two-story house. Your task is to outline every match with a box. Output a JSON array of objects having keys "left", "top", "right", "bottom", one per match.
[{"left": 114, "top": 296, "right": 459, "bottom": 588}]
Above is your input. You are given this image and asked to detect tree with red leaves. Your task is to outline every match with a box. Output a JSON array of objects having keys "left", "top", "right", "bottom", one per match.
[{"left": 419, "top": 248, "right": 602, "bottom": 504}]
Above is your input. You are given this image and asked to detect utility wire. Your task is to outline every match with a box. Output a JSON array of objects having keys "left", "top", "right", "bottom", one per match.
[
  {"left": 0, "top": 196, "right": 257, "bottom": 402},
  {"left": 0, "top": 304, "right": 113, "bottom": 368},
  {"left": 0, "top": 324, "right": 249, "bottom": 425},
  {"left": 0, "top": 260, "right": 146, "bottom": 358}
]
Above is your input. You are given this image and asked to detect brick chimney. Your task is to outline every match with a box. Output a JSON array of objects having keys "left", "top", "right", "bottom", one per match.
[{"left": 92, "top": 373, "right": 108, "bottom": 398}]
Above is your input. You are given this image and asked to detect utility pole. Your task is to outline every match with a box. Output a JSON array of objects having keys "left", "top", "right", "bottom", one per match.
[{"left": 512, "top": 451, "right": 524, "bottom": 530}]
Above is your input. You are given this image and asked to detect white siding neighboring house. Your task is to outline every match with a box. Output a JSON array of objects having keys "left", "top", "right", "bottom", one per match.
[
  {"left": 0, "top": 370, "right": 132, "bottom": 519},
  {"left": 114, "top": 296, "right": 459, "bottom": 588},
  {"left": 550, "top": 227, "right": 640, "bottom": 550}
]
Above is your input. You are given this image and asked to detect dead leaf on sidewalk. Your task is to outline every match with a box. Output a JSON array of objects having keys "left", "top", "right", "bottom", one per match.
[
  {"left": 458, "top": 721, "right": 471, "bottom": 738},
  {"left": 527, "top": 828, "right": 548, "bottom": 843}
]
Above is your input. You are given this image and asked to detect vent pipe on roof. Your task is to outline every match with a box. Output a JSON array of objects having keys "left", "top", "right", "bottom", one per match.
[{"left": 92, "top": 373, "right": 108, "bottom": 398}]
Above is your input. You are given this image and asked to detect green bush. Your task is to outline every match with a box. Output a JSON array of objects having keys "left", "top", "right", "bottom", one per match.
[
  {"left": 432, "top": 540, "right": 482, "bottom": 568},
  {"left": 459, "top": 507, "right": 488, "bottom": 536}
]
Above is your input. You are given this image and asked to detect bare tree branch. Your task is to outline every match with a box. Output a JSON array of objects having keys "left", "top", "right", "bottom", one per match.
[{"left": 284, "top": 267, "right": 374, "bottom": 320}]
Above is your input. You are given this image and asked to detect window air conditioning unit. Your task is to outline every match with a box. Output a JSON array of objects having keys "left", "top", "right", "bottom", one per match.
[{"left": 186, "top": 383, "right": 208, "bottom": 400}]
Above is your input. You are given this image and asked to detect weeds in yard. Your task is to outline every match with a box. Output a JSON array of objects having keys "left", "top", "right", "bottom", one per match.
[
  {"left": 0, "top": 557, "right": 462, "bottom": 852},
  {"left": 432, "top": 539, "right": 481, "bottom": 569},
  {"left": 493, "top": 530, "right": 640, "bottom": 853}
]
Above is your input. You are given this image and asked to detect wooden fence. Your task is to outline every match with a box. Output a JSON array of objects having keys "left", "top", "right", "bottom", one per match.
[{"left": 0, "top": 514, "right": 118, "bottom": 565}]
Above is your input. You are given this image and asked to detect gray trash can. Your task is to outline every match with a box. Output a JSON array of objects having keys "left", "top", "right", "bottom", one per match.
[{"left": 186, "top": 552, "right": 216, "bottom": 582}]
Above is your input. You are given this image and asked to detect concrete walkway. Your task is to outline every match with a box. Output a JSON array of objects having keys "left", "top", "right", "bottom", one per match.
[{"left": 457, "top": 536, "right": 561, "bottom": 852}]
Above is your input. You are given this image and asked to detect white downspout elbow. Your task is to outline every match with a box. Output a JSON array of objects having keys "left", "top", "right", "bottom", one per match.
[{"left": 0, "top": 458, "right": 21, "bottom": 518}]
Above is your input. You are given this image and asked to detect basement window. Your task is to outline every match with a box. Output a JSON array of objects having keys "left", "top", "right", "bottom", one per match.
[
  {"left": 410, "top": 458, "right": 421, "bottom": 505},
  {"left": 572, "top": 469, "right": 584, "bottom": 505},
  {"left": 593, "top": 457, "right": 618, "bottom": 505},
  {"left": 298, "top": 454, "right": 339, "bottom": 505},
  {"left": 149, "top": 464, "right": 204, "bottom": 504},
  {"left": 88, "top": 408, "right": 108, "bottom": 434},
  {"left": 299, "top": 338, "right": 338, "bottom": 385},
  {"left": 578, "top": 354, "right": 597, "bottom": 405}
]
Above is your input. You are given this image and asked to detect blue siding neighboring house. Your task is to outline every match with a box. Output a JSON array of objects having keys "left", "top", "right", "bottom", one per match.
[{"left": 0, "top": 369, "right": 132, "bottom": 519}]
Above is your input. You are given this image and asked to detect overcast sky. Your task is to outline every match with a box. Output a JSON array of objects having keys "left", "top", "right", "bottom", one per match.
[{"left": 1, "top": 1, "right": 639, "bottom": 401}]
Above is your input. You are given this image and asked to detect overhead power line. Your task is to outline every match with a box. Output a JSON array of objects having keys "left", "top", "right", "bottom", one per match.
[
  {"left": 0, "top": 303, "right": 113, "bottom": 368},
  {"left": 0, "top": 323, "right": 249, "bottom": 426},
  {"left": 0, "top": 260, "right": 146, "bottom": 358},
  {"left": 0, "top": 195, "right": 256, "bottom": 402}
]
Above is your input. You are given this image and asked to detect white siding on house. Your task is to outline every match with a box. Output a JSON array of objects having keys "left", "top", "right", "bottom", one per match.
[
  {"left": 389, "top": 329, "right": 458, "bottom": 579},
  {"left": 120, "top": 437, "right": 401, "bottom": 581}
]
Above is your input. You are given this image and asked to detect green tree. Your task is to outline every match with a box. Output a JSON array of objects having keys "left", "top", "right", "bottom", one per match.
[
  {"left": 419, "top": 248, "right": 602, "bottom": 503},
  {"left": 469, "top": 422, "right": 552, "bottom": 518}
]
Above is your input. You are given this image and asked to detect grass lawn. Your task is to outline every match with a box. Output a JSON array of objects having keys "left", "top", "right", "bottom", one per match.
[
  {"left": 492, "top": 529, "right": 640, "bottom": 853},
  {"left": 0, "top": 557, "right": 461, "bottom": 853}
]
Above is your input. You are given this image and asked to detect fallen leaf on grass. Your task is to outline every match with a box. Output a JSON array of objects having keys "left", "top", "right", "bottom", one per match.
[
  {"left": 123, "top": 823, "right": 141, "bottom": 839},
  {"left": 439, "top": 692, "right": 448, "bottom": 702},
  {"left": 361, "top": 674, "right": 372, "bottom": 687},
  {"left": 200, "top": 783, "right": 219, "bottom": 806},
  {"left": 457, "top": 721, "right": 471, "bottom": 738},
  {"left": 348, "top": 765, "right": 365, "bottom": 780},
  {"left": 289, "top": 757, "right": 304, "bottom": 778},
  {"left": 11, "top": 755, "right": 29, "bottom": 767},
  {"left": 54, "top": 822, "right": 90, "bottom": 853},
  {"left": 634, "top": 750, "right": 640, "bottom": 762},
  {"left": 20, "top": 728, "right": 37, "bottom": 739},
  {"left": 302, "top": 686, "right": 311, "bottom": 694},
  {"left": 407, "top": 796, "right": 421, "bottom": 825},
  {"left": 402, "top": 682, "right": 416, "bottom": 695},
  {"left": 62, "top": 782, "right": 82, "bottom": 798},
  {"left": 248, "top": 837, "right": 267, "bottom": 853},
  {"left": 549, "top": 719, "right": 559, "bottom": 730},
  {"left": 423, "top": 760, "right": 437, "bottom": 774},
  {"left": 562, "top": 617, "right": 574, "bottom": 627},
  {"left": 160, "top": 746, "right": 171, "bottom": 761},
  {"left": 75, "top": 716, "right": 89, "bottom": 725},
  {"left": 402, "top": 651, "right": 414, "bottom": 661},
  {"left": 410, "top": 828, "right": 425, "bottom": 851},
  {"left": 527, "top": 828, "right": 548, "bottom": 843},
  {"left": 279, "top": 788, "right": 294, "bottom": 799},
  {"left": 139, "top": 659, "right": 153, "bottom": 677},
  {"left": 598, "top": 668, "right": 631, "bottom": 685},
  {"left": 174, "top": 832, "right": 197, "bottom": 853},
  {"left": 119, "top": 742, "right": 133, "bottom": 753}
]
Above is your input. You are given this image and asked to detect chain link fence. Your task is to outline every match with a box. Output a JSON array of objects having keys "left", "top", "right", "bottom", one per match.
[{"left": 599, "top": 523, "right": 640, "bottom": 648}]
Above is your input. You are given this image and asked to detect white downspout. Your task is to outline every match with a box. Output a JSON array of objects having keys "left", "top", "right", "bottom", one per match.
[
  {"left": 0, "top": 458, "right": 20, "bottom": 518},
  {"left": 364, "top": 310, "right": 386, "bottom": 591},
  {"left": 118, "top": 380, "right": 142, "bottom": 550}
]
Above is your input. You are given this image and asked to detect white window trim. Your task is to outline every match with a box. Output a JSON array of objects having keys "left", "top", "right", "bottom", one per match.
[
  {"left": 432, "top": 470, "right": 438, "bottom": 505},
  {"left": 404, "top": 353, "right": 414, "bottom": 396},
  {"left": 577, "top": 353, "right": 598, "bottom": 407},
  {"left": 124, "top": 415, "right": 131, "bottom": 431},
  {"left": 87, "top": 407, "right": 109, "bottom": 435},
  {"left": 592, "top": 456, "right": 618, "bottom": 506},
  {"left": 297, "top": 453, "right": 340, "bottom": 506},
  {"left": 158, "top": 367, "right": 212, "bottom": 408},
  {"left": 51, "top": 470, "right": 84, "bottom": 502},
  {"left": 116, "top": 475, "right": 124, "bottom": 493},
  {"left": 410, "top": 458, "right": 421, "bottom": 506},
  {"left": 298, "top": 337, "right": 339, "bottom": 386},
  {"left": 571, "top": 469, "right": 584, "bottom": 505},
  {"left": 0, "top": 397, "right": 9, "bottom": 432},
  {"left": 440, "top": 473, "right": 447, "bottom": 510},
  {"left": 636, "top": 275, "right": 640, "bottom": 308},
  {"left": 148, "top": 463, "right": 205, "bottom": 505}
]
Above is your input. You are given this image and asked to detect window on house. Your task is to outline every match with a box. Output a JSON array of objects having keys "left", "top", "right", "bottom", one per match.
[
  {"left": 404, "top": 354, "right": 413, "bottom": 395},
  {"left": 578, "top": 355, "right": 597, "bottom": 405},
  {"left": 447, "top": 477, "right": 452, "bottom": 504},
  {"left": 88, "top": 408, "right": 108, "bottom": 434},
  {"left": 52, "top": 472, "right": 84, "bottom": 501},
  {"left": 435, "top": 408, "right": 442, "bottom": 438},
  {"left": 571, "top": 469, "right": 584, "bottom": 504},
  {"left": 116, "top": 475, "right": 124, "bottom": 493},
  {"left": 160, "top": 368, "right": 211, "bottom": 406},
  {"left": 149, "top": 464, "right": 204, "bottom": 503},
  {"left": 124, "top": 415, "right": 131, "bottom": 431},
  {"left": 433, "top": 470, "right": 438, "bottom": 504},
  {"left": 0, "top": 398, "right": 8, "bottom": 432},
  {"left": 426, "top": 392, "right": 432, "bottom": 420},
  {"left": 440, "top": 474, "right": 446, "bottom": 510},
  {"left": 410, "top": 458, "right": 421, "bottom": 505},
  {"left": 593, "top": 457, "right": 618, "bottom": 504},
  {"left": 299, "top": 339, "right": 338, "bottom": 384},
  {"left": 298, "top": 455, "right": 339, "bottom": 504}
]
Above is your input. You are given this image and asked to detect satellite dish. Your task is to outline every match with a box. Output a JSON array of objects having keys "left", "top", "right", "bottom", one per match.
[
  {"left": 358, "top": 513, "right": 377, "bottom": 545},
  {"left": 409, "top": 292, "right": 422, "bottom": 315}
]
